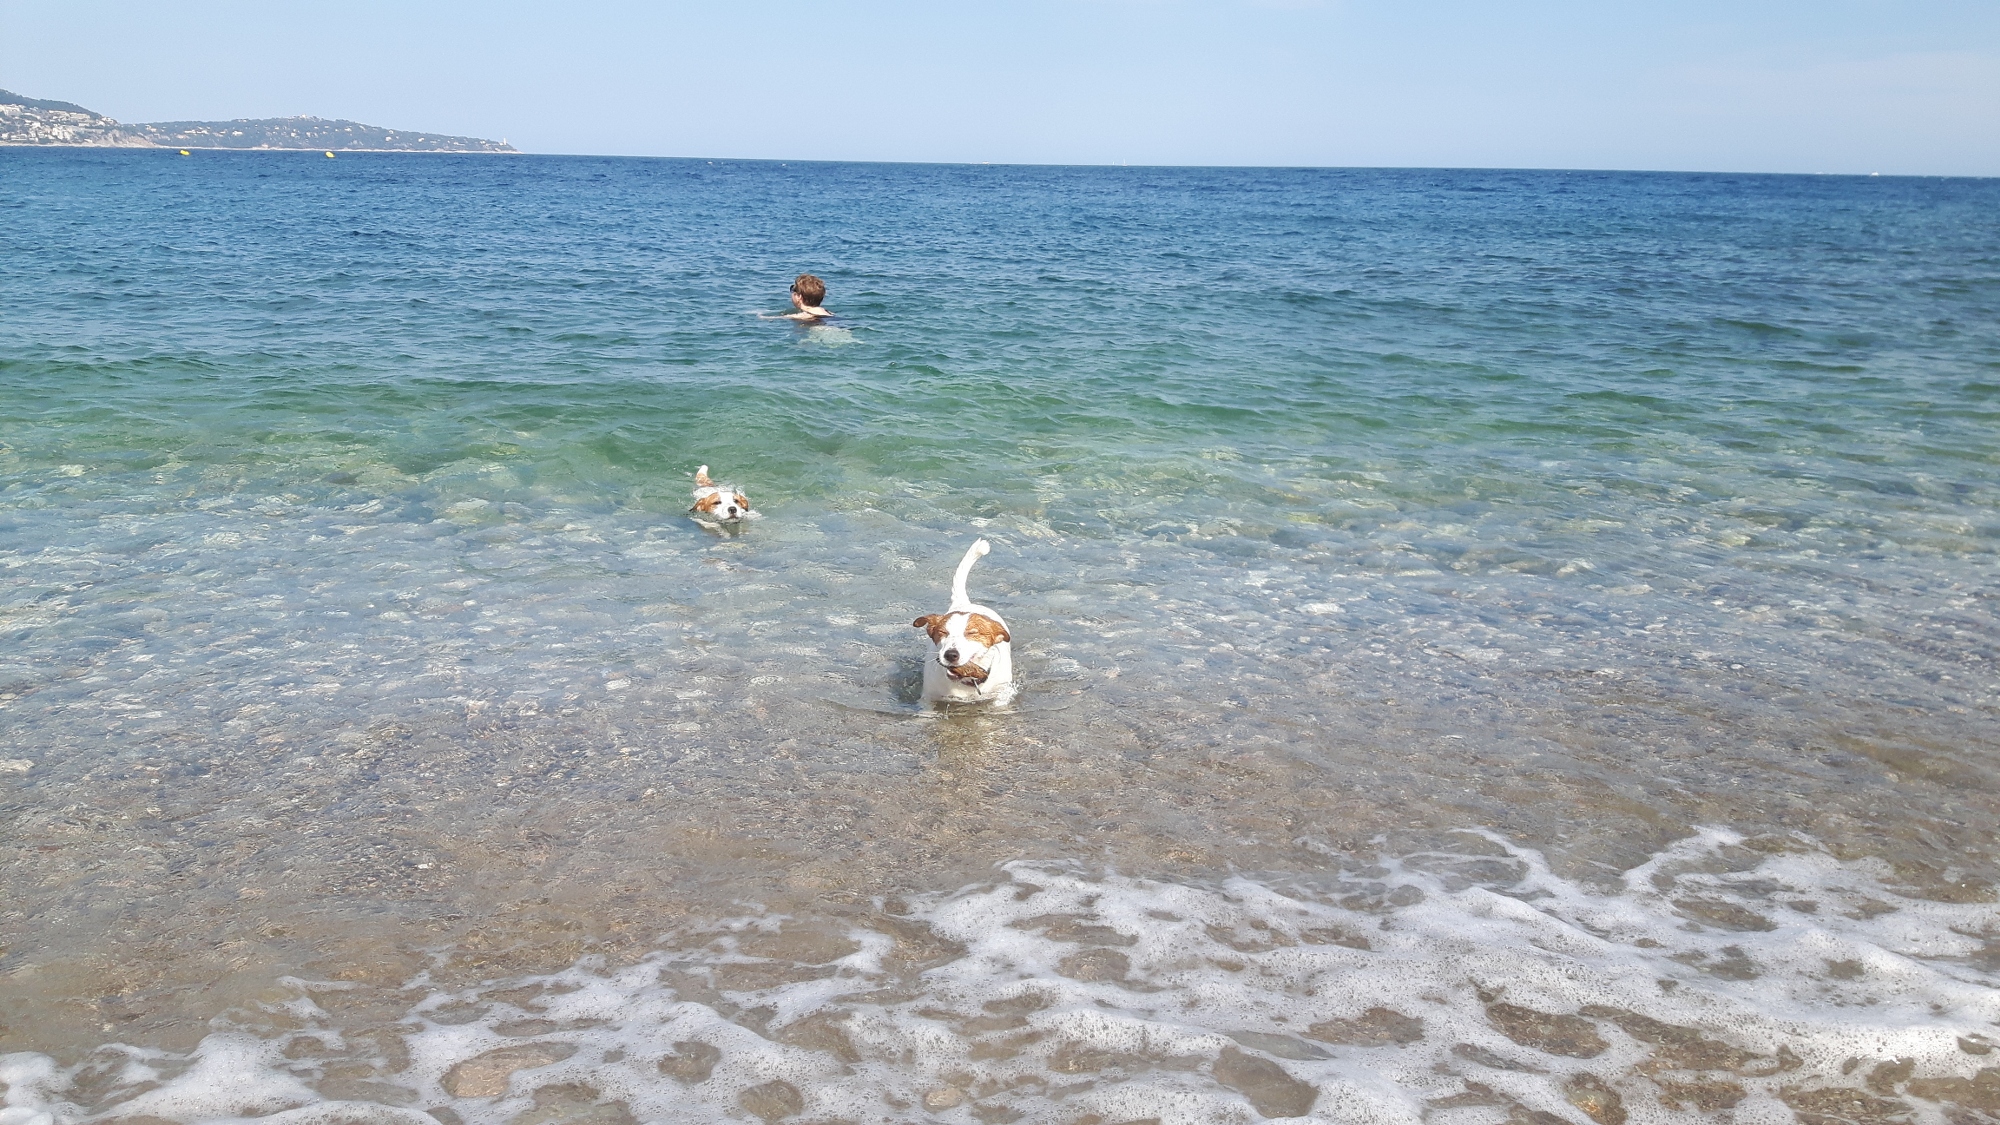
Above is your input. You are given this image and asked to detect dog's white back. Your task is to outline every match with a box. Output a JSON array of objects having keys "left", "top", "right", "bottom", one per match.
[{"left": 912, "top": 539, "right": 1014, "bottom": 704}]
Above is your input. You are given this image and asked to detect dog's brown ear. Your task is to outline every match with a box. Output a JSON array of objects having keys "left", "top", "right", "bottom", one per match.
[
  {"left": 912, "top": 614, "right": 938, "bottom": 629},
  {"left": 734, "top": 493, "right": 750, "bottom": 510}
]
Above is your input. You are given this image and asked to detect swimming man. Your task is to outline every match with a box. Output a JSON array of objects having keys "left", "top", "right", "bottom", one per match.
[{"left": 778, "top": 274, "right": 833, "bottom": 322}]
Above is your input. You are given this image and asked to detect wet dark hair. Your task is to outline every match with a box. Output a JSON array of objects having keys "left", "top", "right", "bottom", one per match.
[{"left": 791, "top": 274, "right": 826, "bottom": 306}]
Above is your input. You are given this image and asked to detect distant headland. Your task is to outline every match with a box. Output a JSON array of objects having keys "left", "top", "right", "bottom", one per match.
[{"left": 0, "top": 89, "right": 516, "bottom": 153}]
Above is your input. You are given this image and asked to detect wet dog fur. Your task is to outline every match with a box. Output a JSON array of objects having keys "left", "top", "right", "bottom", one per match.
[
  {"left": 912, "top": 539, "right": 1014, "bottom": 704},
  {"left": 688, "top": 465, "right": 754, "bottom": 528}
]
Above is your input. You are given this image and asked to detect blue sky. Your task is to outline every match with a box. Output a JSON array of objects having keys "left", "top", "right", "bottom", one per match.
[{"left": 4, "top": 1, "right": 1996, "bottom": 174}]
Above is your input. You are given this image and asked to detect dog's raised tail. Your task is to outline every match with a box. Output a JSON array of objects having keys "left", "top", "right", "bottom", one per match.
[
  {"left": 694, "top": 465, "right": 713, "bottom": 487},
  {"left": 949, "top": 538, "right": 990, "bottom": 610}
]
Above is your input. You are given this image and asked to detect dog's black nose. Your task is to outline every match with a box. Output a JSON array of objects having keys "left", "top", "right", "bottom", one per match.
[{"left": 943, "top": 648, "right": 960, "bottom": 664}]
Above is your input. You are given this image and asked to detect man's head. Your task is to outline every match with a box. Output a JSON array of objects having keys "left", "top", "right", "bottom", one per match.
[{"left": 791, "top": 274, "right": 826, "bottom": 308}]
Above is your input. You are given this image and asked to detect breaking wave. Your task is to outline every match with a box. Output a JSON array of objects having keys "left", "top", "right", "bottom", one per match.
[{"left": 5, "top": 829, "right": 1998, "bottom": 1123}]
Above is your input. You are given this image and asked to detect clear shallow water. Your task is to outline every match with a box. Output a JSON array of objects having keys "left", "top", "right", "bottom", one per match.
[{"left": 2, "top": 149, "right": 1997, "bottom": 1122}]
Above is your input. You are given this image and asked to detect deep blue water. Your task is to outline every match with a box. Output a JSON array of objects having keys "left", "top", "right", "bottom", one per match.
[{"left": 2, "top": 150, "right": 1998, "bottom": 1115}]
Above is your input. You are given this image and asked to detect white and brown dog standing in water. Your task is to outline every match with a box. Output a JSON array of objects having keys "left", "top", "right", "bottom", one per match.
[
  {"left": 688, "top": 465, "right": 754, "bottom": 529},
  {"left": 912, "top": 539, "right": 1014, "bottom": 704}
]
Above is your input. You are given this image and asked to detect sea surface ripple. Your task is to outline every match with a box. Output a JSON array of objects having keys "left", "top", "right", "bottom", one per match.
[{"left": 2, "top": 149, "right": 1997, "bottom": 1123}]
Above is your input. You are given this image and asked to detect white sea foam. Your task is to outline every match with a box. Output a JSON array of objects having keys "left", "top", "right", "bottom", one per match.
[{"left": 6, "top": 830, "right": 1998, "bottom": 1123}]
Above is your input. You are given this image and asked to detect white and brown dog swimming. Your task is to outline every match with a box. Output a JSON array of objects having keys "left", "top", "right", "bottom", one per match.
[
  {"left": 688, "top": 465, "right": 755, "bottom": 529},
  {"left": 912, "top": 538, "right": 1014, "bottom": 704}
]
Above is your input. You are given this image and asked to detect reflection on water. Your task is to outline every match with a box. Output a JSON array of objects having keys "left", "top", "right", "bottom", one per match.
[
  {"left": 1, "top": 490, "right": 1991, "bottom": 1056},
  {"left": 799, "top": 323, "right": 859, "bottom": 347},
  {"left": 2, "top": 154, "right": 1997, "bottom": 1118}
]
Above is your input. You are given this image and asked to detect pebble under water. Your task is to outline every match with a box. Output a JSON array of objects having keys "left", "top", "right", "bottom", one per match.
[{"left": 2, "top": 150, "right": 1997, "bottom": 1123}]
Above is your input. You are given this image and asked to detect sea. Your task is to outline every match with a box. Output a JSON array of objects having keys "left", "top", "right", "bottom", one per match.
[{"left": 2, "top": 148, "right": 1997, "bottom": 1125}]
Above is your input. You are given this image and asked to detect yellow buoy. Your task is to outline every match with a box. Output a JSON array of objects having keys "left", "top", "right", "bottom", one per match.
[
  {"left": 325, "top": 151, "right": 336, "bottom": 158},
  {"left": 179, "top": 150, "right": 190, "bottom": 156}
]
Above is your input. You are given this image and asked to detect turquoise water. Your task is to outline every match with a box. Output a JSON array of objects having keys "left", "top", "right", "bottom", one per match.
[{"left": 2, "top": 149, "right": 1998, "bottom": 1122}]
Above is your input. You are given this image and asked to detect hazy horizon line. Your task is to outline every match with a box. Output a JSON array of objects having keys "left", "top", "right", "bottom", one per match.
[{"left": 5, "top": 146, "right": 1991, "bottom": 180}]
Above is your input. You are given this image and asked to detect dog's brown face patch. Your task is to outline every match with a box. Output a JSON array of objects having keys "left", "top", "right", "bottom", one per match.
[
  {"left": 912, "top": 614, "right": 949, "bottom": 642},
  {"left": 963, "top": 613, "right": 1010, "bottom": 647},
  {"left": 733, "top": 493, "right": 750, "bottom": 511},
  {"left": 693, "top": 493, "right": 721, "bottom": 513}
]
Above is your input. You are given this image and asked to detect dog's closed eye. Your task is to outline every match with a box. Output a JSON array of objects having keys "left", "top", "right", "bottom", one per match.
[
  {"left": 963, "top": 613, "right": 1009, "bottom": 646},
  {"left": 912, "top": 614, "right": 948, "bottom": 642}
]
